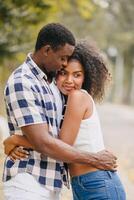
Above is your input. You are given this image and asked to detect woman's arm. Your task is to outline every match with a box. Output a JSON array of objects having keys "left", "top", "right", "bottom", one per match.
[
  {"left": 59, "top": 90, "right": 92, "bottom": 145},
  {"left": 3, "top": 134, "right": 34, "bottom": 155}
]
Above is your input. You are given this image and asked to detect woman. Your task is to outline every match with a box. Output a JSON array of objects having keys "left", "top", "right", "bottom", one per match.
[{"left": 4, "top": 41, "right": 126, "bottom": 200}]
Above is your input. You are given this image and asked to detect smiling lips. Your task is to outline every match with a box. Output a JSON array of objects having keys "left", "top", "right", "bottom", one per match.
[{"left": 63, "top": 85, "right": 75, "bottom": 91}]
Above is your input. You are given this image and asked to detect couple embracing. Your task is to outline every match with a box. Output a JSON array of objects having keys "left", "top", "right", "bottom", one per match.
[{"left": 3, "top": 23, "right": 126, "bottom": 200}]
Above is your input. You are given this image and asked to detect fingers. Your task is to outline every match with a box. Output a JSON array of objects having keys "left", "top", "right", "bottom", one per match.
[
  {"left": 98, "top": 150, "right": 117, "bottom": 163},
  {"left": 9, "top": 147, "right": 29, "bottom": 161},
  {"left": 15, "top": 147, "right": 29, "bottom": 157},
  {"left": 108, "top": 163, "right": 118, "bottom": 171},
  {"left": 94, "top": 150, "right": 119, "bottom": 171},
  {"left": 101, "top": 162, "right": 118, "bottom": 171},
  {"left": 105, "top": 150, "right": 117, "bottom": 160},
  {"left": 106, "top": 160, "right": 118, "bottom": 170},
  {"left": 9, "top": 151, "right": 21, "bottom": 161}
]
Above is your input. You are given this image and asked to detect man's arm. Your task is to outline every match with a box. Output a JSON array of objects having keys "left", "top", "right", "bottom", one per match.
[
  {"left": 22, "top": 123, "right": 117, "bottom": 170},
  {"left": 5, "top": 79, "right": 117, "bottom": 170}
]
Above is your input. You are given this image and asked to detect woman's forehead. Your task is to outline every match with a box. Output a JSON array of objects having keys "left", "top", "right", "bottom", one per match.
[{"left": 65, "top": 60, "right": 83, "bottom": 71}]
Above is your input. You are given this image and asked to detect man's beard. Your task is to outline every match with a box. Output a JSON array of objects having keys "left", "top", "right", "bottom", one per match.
[{"left": 47, "top": 71, "right": 56, "bottom": 83}]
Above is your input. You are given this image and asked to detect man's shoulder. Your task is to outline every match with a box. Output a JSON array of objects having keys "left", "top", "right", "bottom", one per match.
[
  {"left": 7, "top": 62, "right": 34, "bottom": 86},
  {"left": 4, "top": 63, "right": 35, "bottom": 96}
]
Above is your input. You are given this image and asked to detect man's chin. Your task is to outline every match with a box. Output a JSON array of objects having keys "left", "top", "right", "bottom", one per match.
[{"left": 47, "top": 71, "right": 56, "bottom": 81}]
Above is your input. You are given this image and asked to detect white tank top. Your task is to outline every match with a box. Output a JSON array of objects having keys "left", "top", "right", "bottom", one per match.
[{"left": 74, "top": 91, "right": 105, "bottom": 153}]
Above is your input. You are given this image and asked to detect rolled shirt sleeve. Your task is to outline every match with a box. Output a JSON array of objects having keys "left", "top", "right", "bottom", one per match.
[{"left": 4, "top": 77, "right": 47, "bottom": 127}]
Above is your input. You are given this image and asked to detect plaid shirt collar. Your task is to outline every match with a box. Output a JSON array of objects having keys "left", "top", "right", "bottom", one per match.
[{"left": 26, "top": 53, "right": 48, "bottom": 81}]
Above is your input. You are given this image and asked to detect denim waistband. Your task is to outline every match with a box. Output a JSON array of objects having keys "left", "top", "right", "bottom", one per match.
[{"left": 71, "top": 170, "right": 117, "bottom": 182}]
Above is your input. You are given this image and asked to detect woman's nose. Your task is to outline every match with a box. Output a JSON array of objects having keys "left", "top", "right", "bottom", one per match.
[{"left": 66, "top": 75, "right": 73, "bottom": 83}]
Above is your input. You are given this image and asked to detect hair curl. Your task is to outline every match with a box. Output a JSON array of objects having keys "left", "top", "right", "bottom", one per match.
[{"left": 68, "top": 41, "right": 111, "bottom": 102}]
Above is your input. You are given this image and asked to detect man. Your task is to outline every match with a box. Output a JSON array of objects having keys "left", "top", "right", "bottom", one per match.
[{"left": 3, "top": 23, "right": 117, "bottom": 200}]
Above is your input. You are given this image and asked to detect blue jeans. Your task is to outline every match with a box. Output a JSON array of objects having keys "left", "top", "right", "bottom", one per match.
[{"left": 71, "top": 170, "right": 126, "bottom": 200}]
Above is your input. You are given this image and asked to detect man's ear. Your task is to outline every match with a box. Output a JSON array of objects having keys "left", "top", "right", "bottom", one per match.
[{"left": 43, "top": 45, "right": 52, "bottom": 56}]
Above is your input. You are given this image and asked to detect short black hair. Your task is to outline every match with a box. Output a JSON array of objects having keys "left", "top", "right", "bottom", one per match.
[
  {"left": 68, "top": 41, "right": 111, "bottom": 101},
  {"left": 35, "top": 23, "right": 75, "bottom": 51}
]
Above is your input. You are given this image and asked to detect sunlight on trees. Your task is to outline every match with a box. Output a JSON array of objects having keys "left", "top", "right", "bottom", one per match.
[{"left": 0, "top": 0, "right": 133, "bottom": 105}]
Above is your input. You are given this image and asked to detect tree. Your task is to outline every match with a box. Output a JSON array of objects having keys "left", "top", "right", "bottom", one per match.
[
  {"left": 0, "top": 0, "right": 54, "bottom": 58},
  {"left": 0, "top": 0, "right": 96, "bottom": 61},
  {"left": 106, "top": 0, "right": 134, "bottom": 104}
]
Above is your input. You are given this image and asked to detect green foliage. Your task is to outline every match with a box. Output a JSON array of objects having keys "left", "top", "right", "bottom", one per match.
[
  {"left": 76, "top": 0, "right": 96, "bottom": 20},
  {"left": 0, "top": 0, "right": 96, "bottom": 63},
  {"left": 0, "top": 0, "right": 53, "bottom": 59},
  {"left": 0, "top": 0, "right": 134, "bottom": 105}
]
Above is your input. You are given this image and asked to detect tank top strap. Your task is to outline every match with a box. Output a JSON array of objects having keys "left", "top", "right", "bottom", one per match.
[
  {"left": 80, "top": 89, "right": 88, "bottom": 94},
  {"left": 80, "top": 89, "right": 97, "bottom": 118},
  {"left": 80, "top": 89, "right": 94, "bottom": 104}
]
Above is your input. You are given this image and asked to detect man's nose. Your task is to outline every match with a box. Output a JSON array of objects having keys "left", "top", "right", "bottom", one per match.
[{"left": 62, "top": 59, "right": 68, "bottom": 67}]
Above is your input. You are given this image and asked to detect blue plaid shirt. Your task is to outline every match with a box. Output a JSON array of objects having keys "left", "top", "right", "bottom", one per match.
[{"left": 3, "top": 53, "right": 67, "bottom": 191}]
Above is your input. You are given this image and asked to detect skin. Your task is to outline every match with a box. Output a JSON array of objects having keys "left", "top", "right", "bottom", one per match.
[
  {"left": 56, "top": 60, "right": 91, "bottom": 144},
  {"left": 3, "top": 46, "right": 117, "bottom": 171},
  {"left": 56, "top": 60, "right": 97, "bottom": 176},
  {"left": 32, "top": 44, "right": 75, "bottom": 73},
  {"left": 56, "top": 60, "right": 84, "bottom": 95}
]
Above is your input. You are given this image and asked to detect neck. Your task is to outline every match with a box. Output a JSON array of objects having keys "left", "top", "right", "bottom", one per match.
[
  {"left": 31, "top": 51, "right": 56, "bottom": 83},
  {"left": 32, "top": 51, "right": 48, "bottom": 74}
]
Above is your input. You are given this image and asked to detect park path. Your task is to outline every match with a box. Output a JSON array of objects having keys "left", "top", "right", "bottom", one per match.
[
  {"left": 62, "top": 103, "right": 134, "bottom": 200},
  {"left": 0, "top": 103, "right": 134, "bottom": 199}
]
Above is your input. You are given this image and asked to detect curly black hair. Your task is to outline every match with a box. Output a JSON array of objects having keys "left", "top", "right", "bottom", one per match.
[
  {"left": 68, "top": 41, "right": 111, "bottom": 101},
  {"left": 35, "top": 23, "right": 75, "bottom": 51}
]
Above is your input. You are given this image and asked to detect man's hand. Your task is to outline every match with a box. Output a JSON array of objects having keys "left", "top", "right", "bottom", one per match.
[{"left": 91, "top": 150, "right": 118, "bottom": 171}]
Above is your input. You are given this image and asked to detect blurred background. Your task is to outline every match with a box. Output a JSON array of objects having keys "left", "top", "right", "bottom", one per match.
[{"left": 0, "top": 0, "right": 134, "bottom": 199}]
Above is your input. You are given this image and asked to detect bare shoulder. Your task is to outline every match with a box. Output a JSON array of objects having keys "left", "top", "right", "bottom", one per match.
[
  {"left": 68, "top": 89, "right": 87, "bottom": 100},
  {"left": 68, "top": 89, "right": 91, "bottom": 107}
]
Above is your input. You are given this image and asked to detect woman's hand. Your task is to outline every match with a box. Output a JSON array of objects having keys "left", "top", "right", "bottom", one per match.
[
  {"left": 9, "top": 146, "right": 29, "bottom": 162},
  {"left": 3, "top": 136, "right": 17, "bottom": 155},
  {"left": 3, "top": 134, "right": 34, "bottom": 156}
]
